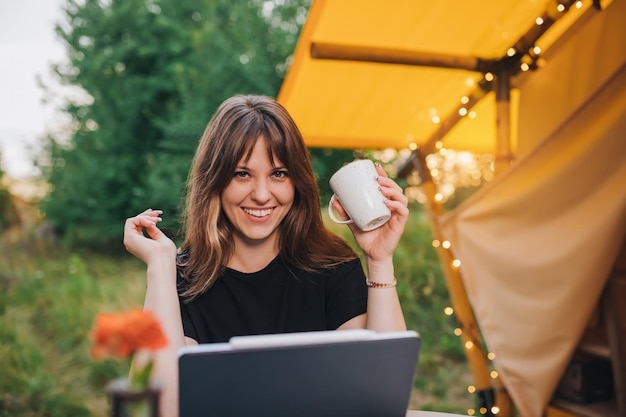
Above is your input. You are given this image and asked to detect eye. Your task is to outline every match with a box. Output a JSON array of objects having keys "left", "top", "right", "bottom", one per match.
[
  {"left": 272, "top": 170, "right": 289, "bottom": 179},
  {"left": 234, "top": 170, "right": 250, "bottom": 178}
]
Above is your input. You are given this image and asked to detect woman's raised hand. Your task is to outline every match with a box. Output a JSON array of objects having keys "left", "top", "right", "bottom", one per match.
[
  {"left": 331, "top": 164, "right": 409, "bottom": 263},
  {"left": 123, "top": 209, "right": 177, "bottom": 265}
]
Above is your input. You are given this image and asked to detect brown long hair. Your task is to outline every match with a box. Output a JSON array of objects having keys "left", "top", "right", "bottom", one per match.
[{"left": 178, "top": 95, "right": 357, "bottom": 299}]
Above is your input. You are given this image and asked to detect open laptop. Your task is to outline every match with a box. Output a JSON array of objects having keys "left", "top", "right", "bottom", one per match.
[{"left": 179, "top": 329, "right": 421, "bottom": 417}]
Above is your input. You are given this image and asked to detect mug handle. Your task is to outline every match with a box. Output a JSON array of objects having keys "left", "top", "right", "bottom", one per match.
[{"left": 328, "top": 195, "right": 353, "bottom": 225}]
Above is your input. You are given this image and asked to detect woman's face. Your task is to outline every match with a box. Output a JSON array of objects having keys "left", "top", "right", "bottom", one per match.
[{"left": 220, "top": 135, "right": 295, "bottom": 250}]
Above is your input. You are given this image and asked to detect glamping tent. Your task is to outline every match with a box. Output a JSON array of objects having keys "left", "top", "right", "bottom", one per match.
[{"left": 277, "top": 0, "right": 626, "bottom": 416}]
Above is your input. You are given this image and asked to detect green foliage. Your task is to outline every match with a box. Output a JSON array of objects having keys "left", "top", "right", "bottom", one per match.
[
  {"left": 0, "top": 161, "right": 19, "bottom": 231},
  {"left": 40, "top": 0, "right": 311, "bottom": 248},
  {"left": 0, "top": 240, "right": 145, "bottom": 416}
]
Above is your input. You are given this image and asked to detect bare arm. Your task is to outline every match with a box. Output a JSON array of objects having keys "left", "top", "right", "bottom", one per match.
[
  {"left": 124, "top": 209, "right": 195, "bottom": 417},
  {"left": 332, "top": 164, "right": 409, "bottom": 332}
]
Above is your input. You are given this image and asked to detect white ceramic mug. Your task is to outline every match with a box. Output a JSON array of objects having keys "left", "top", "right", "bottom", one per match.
[{"left": 328, "top": 159, "right": 391, "bottom": 231}]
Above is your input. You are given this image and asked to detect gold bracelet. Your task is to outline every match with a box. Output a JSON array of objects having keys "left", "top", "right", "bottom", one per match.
[{"left": 366, "top": 278, "right": 397, "bottom": 288}]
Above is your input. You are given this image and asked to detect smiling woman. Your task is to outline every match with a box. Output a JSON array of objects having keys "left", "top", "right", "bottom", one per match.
[{"left": 123, "top": 94, "right": 410, "bottom": 417}]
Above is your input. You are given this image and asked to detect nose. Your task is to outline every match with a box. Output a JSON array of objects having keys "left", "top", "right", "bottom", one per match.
[{"left": 251, "top": 177, "right": 271, "bottom": 204}]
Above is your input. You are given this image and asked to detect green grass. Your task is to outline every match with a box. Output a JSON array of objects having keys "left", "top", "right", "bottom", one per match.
[{"left": 0, "top": 205, "right": 474, "bottom": 416}]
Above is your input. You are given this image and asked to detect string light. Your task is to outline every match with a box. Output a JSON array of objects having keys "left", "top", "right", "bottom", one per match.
[
  {"left": 467, "top": 385, "right": 476, "bottom": 394},
  {"left": 444, "top": 306, "right": 454, "bottom": 316},
  {"left": 468, "top": 111, "right": 477, "bottom": 119},
  {"left": 488, "top": 352, "right": 496, "bottom": 360},
  {"left": 434, "top": 193, "right": 444, "bottom": 202},
  {"left": 442, "top": 240, "right": 451, "bottom": 249},
  {"left": 575, "top": 1, "right": 583, "bottom": 8},
  {"left": 535, "top": 17, "right": 544, "bottom": 25},
  {"left": 479, "top": 407, "right": 488, "bottom": 415},
  {"left": 506, "top": 47, "right": 516, "bottom": 57},
  {"left": 432, "top": 239, "right": 440, "bottom": 248},
  {"left": 490, "top": 370, "right": 499, "bottom": 379},
  {"left": 484, "top": 72, "right": 494, "bottom": 82},
  {"left": 451, "top": 259, "right": 461, "bottom": 268},
  {"left": 460, "top": 96, "right": 469, "bottom": 104},
  {"left": 491, "top": 406, "right": 501, "bottom": 415},
  {"left": 465, "top": 341, "right": 474, "bottom": 350},
  {"left": 520, "top": 62, "right": 530, "bottom": 71},
  {"left": 467, "top": 409, "right": 476, "bottom": 416},
  {"left": 557, "top": 3, "right": 566, "bottom": 12},
  {"left": 431, "top": 115, "right": 441, "bottom": 124},
  {"left": 454, "top": 327, "right": 463, "bottom": 336},
  {"left": 458, "top": 107, "right": 468, "bottom": 117}
]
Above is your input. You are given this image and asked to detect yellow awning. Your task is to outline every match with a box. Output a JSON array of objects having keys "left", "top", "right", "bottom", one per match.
[{"left": 278, "top": 0, "right": 589, "bottom": 154}]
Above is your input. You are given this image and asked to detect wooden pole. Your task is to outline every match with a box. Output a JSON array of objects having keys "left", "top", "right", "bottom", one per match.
[
  {"left": 494, "top": 68, "right": 514, "bottom": 176},
  {"left": 310, "top": 42, "right": 492, "bottom": 72}
]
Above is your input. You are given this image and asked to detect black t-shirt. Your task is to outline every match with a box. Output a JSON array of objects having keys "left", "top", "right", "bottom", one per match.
[{"left": 177, "top": 256, "right": 368, "bottom": 343}]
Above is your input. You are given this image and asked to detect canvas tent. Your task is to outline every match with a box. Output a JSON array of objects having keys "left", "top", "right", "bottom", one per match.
[{"left": 277, "top": 0, "right": 626, "bottom": 416}]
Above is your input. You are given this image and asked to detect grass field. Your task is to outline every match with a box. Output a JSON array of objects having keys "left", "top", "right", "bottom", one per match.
[{"left": 0, "top": 206, "right": 474, "bottom": 416}]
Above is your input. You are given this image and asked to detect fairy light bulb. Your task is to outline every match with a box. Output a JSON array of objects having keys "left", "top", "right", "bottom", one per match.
[
  {"left": 465, "top": 341, "right": 474, "bottom": 350},
  {"left": 467, "top": 385, "right": 476, "bottom": 394},
  {"left": 576, "top": 1, "right": 583, "bottom": 8},
  {"left": 432, "top": 240, "right": 440, "bottom": 248},
  {"left": 458, "top": 107, "right": 468, "bottom": 117},
  {"left": 431, "top": 115, "right": 441, "bottom": 124},
  {"left": 460, "top": 96, "right": 469, "bottom": 104},
  {"left": 454, "top": 328, "right": 463, "bottom": 336},
  {"left": 557, "top": 3, "right": 566, "bottom": 11},
  {"left": 536, "top": 17, "right": 544, "bottom": 25},
  {"left": 488, "top": 352, "right": 496, "bottom": 360},
  {"left": 442, "top": 240, "right": 451, "bottom": 249},
  {"left": 484, "top": 72, "right": 494, "bottom": 82},
  {"left": 480, "top": 407, "right": 488, "bottom": 415},
  {"left": 533, "top": 46, "right": 541, "bottom": 55},
  {"left": 467, "top": 409, "right": 476, "bottom": 416},
  {"left": 452, "top": 259, "right": 461, "bottom": 268},
  {"left": 520, "top": 62, "right": 530, "bottom": 72},
  {"left": 490, "top": 370, "right": 499, "bottom": 379},
  {"left": 444, "top": 306, "right": 454, "bottom": 316},
  {"left": 491, "top": 406, "right": 501, "bottom": 415},
  {"left": 506, "top": 47, "right": 516, "bottom": 57}
]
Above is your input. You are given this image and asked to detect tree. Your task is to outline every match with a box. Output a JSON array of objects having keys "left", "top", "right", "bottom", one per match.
[{"left": 41, "top": 0, "right": 310, "bottom": 248}]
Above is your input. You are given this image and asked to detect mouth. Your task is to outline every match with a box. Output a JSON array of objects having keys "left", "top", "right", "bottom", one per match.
[{"left": 242, "top": 207, "right": 274, "bottom": 218}]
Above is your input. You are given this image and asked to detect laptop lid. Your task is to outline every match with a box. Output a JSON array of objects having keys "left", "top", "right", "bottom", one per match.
[{"left": 179, "top": 330, "right": 421, "bottom": 417}]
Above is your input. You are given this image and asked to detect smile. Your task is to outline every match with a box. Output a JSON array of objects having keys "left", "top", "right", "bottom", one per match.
[{"left": 242, "top": 208, "right": 274, "bottom": 217}]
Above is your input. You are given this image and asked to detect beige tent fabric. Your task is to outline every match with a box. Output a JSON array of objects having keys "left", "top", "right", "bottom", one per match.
[{"left": 438, "top": 60, "right": 626, "bottom": 416}]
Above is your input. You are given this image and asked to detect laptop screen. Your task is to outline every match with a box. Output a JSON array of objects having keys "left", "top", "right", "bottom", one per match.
[{"left": 179, "top": 330, "right": 421, "bottom": 417}]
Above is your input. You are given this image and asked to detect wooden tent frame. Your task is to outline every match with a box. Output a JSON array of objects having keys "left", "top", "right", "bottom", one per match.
[{"left": 308, "top": 1, "right": 605, "bottom": 415}]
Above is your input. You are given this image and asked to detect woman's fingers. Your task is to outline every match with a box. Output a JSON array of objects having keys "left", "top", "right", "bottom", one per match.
[{"left": 123, "top": 209, "right": 175, "bottom": 262}]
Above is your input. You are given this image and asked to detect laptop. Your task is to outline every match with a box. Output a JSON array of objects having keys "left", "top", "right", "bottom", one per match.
[{"left": 179, "top": 329, "right": 421, "bottom": 417}]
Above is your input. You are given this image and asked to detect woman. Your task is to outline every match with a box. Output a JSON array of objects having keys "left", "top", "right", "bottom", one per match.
[{"left": 123, "top": 95, "right": 409, "bottom": 416}]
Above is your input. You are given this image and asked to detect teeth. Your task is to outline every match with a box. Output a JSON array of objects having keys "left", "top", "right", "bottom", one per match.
[{"left": 243, "top": 208, "right": 273, "bottom": 217}]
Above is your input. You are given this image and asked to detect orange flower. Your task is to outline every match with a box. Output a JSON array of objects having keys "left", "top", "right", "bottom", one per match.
[{"left": 91, "top": 309, "right": 168, "bottom": 360}]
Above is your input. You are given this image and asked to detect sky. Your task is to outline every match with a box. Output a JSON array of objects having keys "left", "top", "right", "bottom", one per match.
[{"left": 0, "top": 0, "right": 66, "bottom": 179}]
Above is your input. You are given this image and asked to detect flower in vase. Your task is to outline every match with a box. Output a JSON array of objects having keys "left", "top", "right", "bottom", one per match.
[{"left": 91, "top": 308, "right": 168, "bottom": 390}]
